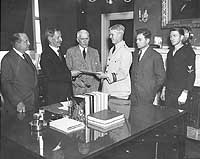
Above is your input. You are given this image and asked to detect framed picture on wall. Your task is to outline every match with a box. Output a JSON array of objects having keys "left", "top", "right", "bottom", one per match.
[{"left": 161, "top": 0, "right": 200, "bottom": 28}]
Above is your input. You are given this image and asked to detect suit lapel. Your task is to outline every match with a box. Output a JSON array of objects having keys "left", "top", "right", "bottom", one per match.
[
  {"left": 12, "top": 49, "right": 36, "bottom": 72},
  {"left": 48, "top": 46, "right": 61, "bottom": 62},
  {"left": 12, "top": 49, "right": 38, "bottom": 85},
  {"left": 87, "top": 47, "right": 93, "bottom": 61},
  {"left": 138, "top": 47, "right": 151, "bottom": 65},
  {"left": 76, "top": 46, "right": 83, "bottom": 58},
  {"left": 112, "top": 44, "right": 122, "bottom": 57},
  {"left": 24, "top": 53, "right": 37, "bottom": 72}
]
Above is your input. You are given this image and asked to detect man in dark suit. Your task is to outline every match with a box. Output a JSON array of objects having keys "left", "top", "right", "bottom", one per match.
[
  {"left": 160, "top": 27, "right": 195, "bottom": 110},
  {"left": 130, "top": 28, "right": 165, "bottom": 105},
  {"left": 66, "top": 29, "right": 101, "bottom": 95},
  {"left": 1, "top": 33, "right": 38, "bottom": 114},
  {"left": 40, "top": 27, "right": 79, "bottom": 105}
]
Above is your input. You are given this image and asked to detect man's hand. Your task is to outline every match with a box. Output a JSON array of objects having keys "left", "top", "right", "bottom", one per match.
[
  {"left": 71, "top": 70, "right": 81, "bottom": 77},
  {"left": 17, "top": 102, "right": 26, "bottom": 113},
  {"left": 160, "top": 86, "right": 166, "bottom": 101},
  {"left": 95, "top": 72, "right": 108, "bottom": 79},
  {"left": 178, "top": 90, "right": 188, "bottom": 105},
  {"left": 73, "top": 78, "right": 86, "bottom": 88}
]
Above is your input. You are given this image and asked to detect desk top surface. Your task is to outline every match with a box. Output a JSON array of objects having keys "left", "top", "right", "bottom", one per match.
[{"left": 1, "top": 103, "right": 186, "bottom": 159}]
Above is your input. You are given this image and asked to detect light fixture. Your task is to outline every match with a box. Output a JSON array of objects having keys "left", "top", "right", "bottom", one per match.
[
  {"left": 88, "top": 0, "right": 132, "bottom": 4},
  {"left": 106, "top": 0, "right": 113, "bottom": 4},
  {"left": 138, "top": 8, "right": 149, "bottom": 23}
]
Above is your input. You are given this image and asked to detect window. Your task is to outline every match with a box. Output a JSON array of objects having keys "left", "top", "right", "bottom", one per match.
[{"left": 32, "top": 0, "right": 42, "bottom": 54}]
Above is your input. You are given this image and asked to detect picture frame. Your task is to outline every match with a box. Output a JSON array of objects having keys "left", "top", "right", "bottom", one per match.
[
  {"left": 154, "top": 36, "right": 162, "bottom": 48},
  {"left": 161, "top": 0, "right": 200, "bottom": 28}
]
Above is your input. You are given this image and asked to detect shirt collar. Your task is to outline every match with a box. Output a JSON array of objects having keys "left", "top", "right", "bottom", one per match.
[
  {"left": 49, "top": 45, "right": 59, "bottom": 56},
  {"left": 140, "top": 45, "right": 149, "bottom": 53},
  {"left": 79, "top": 45, "right": 87, "bottom": 53},
  {"left": 13, "top": 47, "right": 24, "bottom": 59},
  {"left": 174, "top": 44, "right": 183, "bottom": 52},
  {"left": 138, "top": 45, "right": 149, "bottom": 61},
  {"left": 115, "top": 40, "right": 125, "bottom": 49}
]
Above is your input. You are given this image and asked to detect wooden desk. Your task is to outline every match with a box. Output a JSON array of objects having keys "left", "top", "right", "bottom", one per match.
[
  {"left": 189, "top": 86, "right": 200, "bottom": 129},
  {"left": 1, "top": 104, "right": 187, "bottom": 159}
]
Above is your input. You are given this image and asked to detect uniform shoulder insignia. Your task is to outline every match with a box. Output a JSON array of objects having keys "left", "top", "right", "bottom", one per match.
[{"left": 187, "top": 65, "right": 194, "bottom": 73}]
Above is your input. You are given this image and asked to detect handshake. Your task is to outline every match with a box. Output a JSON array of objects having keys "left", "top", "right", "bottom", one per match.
[
  {"left": 95, "top": 72, "right": 108, "bottom": 79},
  {"left": 71, "top": 70, "right": 108, "bottom": 79}
]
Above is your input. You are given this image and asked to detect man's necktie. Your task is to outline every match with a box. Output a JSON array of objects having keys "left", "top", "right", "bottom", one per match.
[
  {"left": 23, "top": 53, "right": 35, "bottom": 69},
  {"left": 58, "top": 49, "right": 63, "bottom": 61},
  {"left": 112, "top": 45, "right": 116, "bottom": 54},
  {"left": 23, "top": 53, "right": 31, "bottom": 65},
  {"left": 138, "top": 50, "right": 142, "bottom": 62},
  {"left": 83, "top": 48, "right": 86, "bottom": 59}
]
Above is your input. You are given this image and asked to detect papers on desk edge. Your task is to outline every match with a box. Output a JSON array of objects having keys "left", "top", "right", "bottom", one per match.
[{"left": 49, "top": 117, "right": 85, "bottom": 134}]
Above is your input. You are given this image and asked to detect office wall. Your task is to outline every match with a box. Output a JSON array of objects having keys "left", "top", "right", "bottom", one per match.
[
  {"left": 84, "top": 1, "right": 134, "bottom": 56},
  {"left": 1, "top": 0, "right": 33, "bottom": 50},
  {"left": 133, "top": 0, "right": 200, "bottom": 47},
  {"left": 39, "top": 0, "right": 78, "bottom": 52},
  {"left": 1, "top": 0, "right": 199, "bottom": 51}
]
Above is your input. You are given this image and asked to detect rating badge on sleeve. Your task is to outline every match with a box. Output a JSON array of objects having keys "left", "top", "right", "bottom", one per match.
[{"left": 187, "top": 65, "right": 194, "bottom": 73}]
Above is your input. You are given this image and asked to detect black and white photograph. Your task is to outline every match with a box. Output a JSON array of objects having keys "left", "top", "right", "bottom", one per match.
[{"left": 1, "top": 0, "right": 200, "bottom": 159}]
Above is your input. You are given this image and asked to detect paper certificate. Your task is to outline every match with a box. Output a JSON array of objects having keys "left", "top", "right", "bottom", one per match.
[{"left": 80, "top": 70, "right": 101, "bottom": 75}]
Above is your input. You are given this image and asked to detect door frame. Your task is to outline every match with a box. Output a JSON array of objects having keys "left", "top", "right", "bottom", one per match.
[{"left": 101, "top": 11, "right": 134, "bottom": 70}]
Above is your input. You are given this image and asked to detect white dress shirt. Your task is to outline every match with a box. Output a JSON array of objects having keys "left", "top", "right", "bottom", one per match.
[
  {"left": 49, "top": 45, "right": 59, "bottom": 57},
  {"left": 138, "top": 45, "right": 149, "bottom": 61},
  {"left": 79, "top": 45, "right": 88, "bottom": 58},
  {"left": 13, "top": 48, "right": 24, "bottom": 59}
]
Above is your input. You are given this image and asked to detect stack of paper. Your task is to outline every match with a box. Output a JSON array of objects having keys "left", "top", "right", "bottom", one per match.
[
  {"left": 87, "top": 110, "right": 125, "bottom": 132},
  {"left": 49, "top": 117, "right": 85, "bottom": 134}
]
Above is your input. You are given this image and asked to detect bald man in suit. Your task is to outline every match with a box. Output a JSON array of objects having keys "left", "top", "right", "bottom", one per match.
[{"left": 1, "top": 33, "right": 38, "bottom": 115}]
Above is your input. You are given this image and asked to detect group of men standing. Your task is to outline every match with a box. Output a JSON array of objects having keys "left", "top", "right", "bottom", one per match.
[{"left": 1, "top": 24, "right": 195, "bottom": 118}]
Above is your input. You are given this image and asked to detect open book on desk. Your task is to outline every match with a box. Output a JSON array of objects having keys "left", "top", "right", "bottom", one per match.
[{"left": 49, "top": 117, "right": 85, "bottom": 134}]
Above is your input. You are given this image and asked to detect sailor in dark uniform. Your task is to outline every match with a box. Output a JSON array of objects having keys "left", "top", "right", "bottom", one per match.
[{"left": 161, "top": 27, "right": 196, "bottom": 110}]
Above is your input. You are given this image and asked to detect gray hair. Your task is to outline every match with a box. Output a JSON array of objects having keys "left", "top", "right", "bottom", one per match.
[{"left": 76, "top": 29, "right": 89, "bottom": 39}]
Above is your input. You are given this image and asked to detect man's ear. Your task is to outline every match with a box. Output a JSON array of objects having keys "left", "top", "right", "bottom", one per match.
[
  {"left": 47, "top": 36, "right": 52, "bottom": 43},
  {"left": 180, "top": 35, "right": 184, "bottom": 41},
  {"left": 76, "top": 38, "right": 79, "bottom": 43}
]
